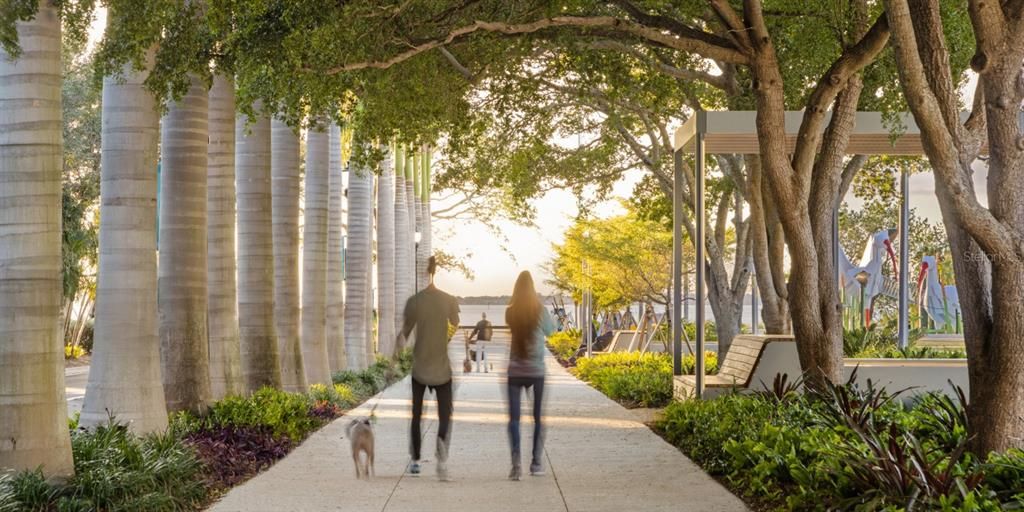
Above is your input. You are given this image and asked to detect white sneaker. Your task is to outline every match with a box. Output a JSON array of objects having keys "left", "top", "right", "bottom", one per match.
[{"left": 437, "top": 460, "right": 450, "bottom": 481}]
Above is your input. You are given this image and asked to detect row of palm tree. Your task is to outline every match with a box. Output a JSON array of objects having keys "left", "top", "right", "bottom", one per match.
[{"left": 0, "top": 10, "right": 433, "bottom": 477}]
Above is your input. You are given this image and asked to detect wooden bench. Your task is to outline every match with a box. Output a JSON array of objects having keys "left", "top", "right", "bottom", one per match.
[{"left": 673, "top": 335, "right": 796, "bottom": 399}]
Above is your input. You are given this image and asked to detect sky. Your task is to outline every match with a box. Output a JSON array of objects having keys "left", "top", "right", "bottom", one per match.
[{"left": 84, "top": 11, "right": 986, "bottom": 299}]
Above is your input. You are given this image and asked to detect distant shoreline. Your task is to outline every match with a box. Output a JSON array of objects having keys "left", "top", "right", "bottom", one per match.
[{"left": 457, "top": 295, "right": 562, "bottom": 306}]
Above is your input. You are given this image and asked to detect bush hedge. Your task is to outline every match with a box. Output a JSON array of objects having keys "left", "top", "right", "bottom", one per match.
[
  {"left": 547, "top": 329, "right": 581, "bottom": 361},
  {"left": 573, "top": 352, "right": 718, "bottom": 408},
  {"left": 656, "top": 376, "right": 1024, "bottom": 510},
  {"left": 0, "top": 349, "right": 412, "bottom": 511}
]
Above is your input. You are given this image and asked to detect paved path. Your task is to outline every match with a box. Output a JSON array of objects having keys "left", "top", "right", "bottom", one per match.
[
  {"left": 209, "top": 332, "right": 748, "bottom": 512},
  {"left": 65, "top": 366, "right": 89, "bottom": 416}
]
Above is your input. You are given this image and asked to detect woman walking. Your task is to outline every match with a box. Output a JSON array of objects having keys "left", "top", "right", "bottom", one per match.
[{"left": 505, "top": 271, "right": 556, "bottom": 480}]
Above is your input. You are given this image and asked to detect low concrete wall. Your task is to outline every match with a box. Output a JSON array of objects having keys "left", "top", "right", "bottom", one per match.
[
  {"left": 843, "top": 359, "right": 968, "bottom": 401},
  {"left": 674, "top": 339, "right": 969, "bottom": 401}
]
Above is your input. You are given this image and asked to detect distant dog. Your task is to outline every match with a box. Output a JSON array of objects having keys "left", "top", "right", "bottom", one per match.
[{"left": 346, "top": 407, "right": 376, "bottom": 479}]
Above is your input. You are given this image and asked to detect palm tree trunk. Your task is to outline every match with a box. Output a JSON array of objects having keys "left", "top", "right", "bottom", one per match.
[
  {"left": 326, "top": 124, "right": 346, "bottom": 372},
  {"left": 405, "top": 152, "right": 417, "bottom": 293},
  {"left": 344, "top": 157, "right": 373, "bottom": 370},
  {"left": 83, "top": 47, "right": 168, "bottom": 434},
  {"left": 270, "top": 119, "right": 306, "bottom": 392},
  {"left": 0, "top": 1, "right": 74, "bottom": 477},
  {"left": 236, "top": 108, "right": 281, "bottom": 391},
  {"left": 421, "top": 147, "right": 433, "bottom": 283},
  {"left": 414, "top": 151, "right": 428, "bottom": 291},
  {"left": 159, "top": 76, "right": 211, "bottom": 413},
  {"left": 393, "top": 145, "right": 412, "bottom": 347},
  {"left": 206, "top": 73, "right": 243, "bottom": 399},
  {"left": 301, "top": 126, "right": 332, "bottom": 385},
  {"left": 366, "top": 175, "right": 377, "bottom": 366},
  {"left": 377, "top": 148, "right": 397, "bottom": 357}
]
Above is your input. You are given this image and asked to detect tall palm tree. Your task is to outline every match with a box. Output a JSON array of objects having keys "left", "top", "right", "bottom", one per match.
[
  {"left": 326, "top": 124, "right": 346, "bottom": 372},
  {"left": 271, "top": 119, "right": 306, "bottom": 392},
  {"left": 237, "top": 107, "right": 281, "bottom": 391},
  {"left": 83, "top": 47, "right": 169, "bottom": 433},
  {"left": 393, "top": 145, "right": 412, "bottom": 343},
  {"left": 376, "top": 147, "right": 396, "bottom": 357},
  {"left": 0, "top": 2, "right": 74, "bottom": 477},
  {"left": 406, "top": 151, "right": 417, "bottom": 293},
  {"left": 159, "top": 76, "right": 211, "bottom": 413},
  {"left": 414, "top": 151, "right": 428, "bottom": 291},
  {"left": 206, "top": 73, "right": 243, "bottom": 400},
  {"left": 344, "top": 155, "right": 373, "bottom": 370},
  {"left": 301, "top": 125, "right": 332, "bottom": 385},
  {"left": 420, "top": 147, "right": 433, "bottom": 288}
]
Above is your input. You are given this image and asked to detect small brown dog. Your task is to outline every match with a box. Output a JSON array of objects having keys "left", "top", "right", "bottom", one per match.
[{"left": 346, "top": 408, "right": 376, "bottom": 479}]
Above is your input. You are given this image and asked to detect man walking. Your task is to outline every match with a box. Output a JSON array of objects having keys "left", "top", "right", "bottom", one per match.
[
  {"left": 399, "top": 256, "right": 460, "bottom": 481},
  {"left": 468, "top": 312, "right": 493, "bottom": 372}
]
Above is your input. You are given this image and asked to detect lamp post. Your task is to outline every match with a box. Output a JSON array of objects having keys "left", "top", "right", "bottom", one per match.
[{"left": 855, "top": 270, "right": 870, "bottom": 330}]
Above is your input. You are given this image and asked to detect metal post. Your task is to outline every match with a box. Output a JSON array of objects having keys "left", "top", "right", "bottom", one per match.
[
  {"left": 898, "top": 166, "right": 910, "bottom": 349},
  {"left": 683, "top": 273, "right": 690, "bottom": 322},
  {"left": 672, "top": 149, "right": 684, "bottom": 376},
  {"left": 584, "top": 260, "right": 592, "bottom": 358},
  {"left": 751, "top": 274, "right": 759, "bottom": 335},
  {"left": 694, "top": 133, "right": 706, "bottom": 399}
]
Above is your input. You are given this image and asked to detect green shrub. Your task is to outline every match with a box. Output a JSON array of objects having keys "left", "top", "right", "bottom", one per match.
[
  {"left": 0, "top": 423, "right": 207, "bottom": 512},
  {"left": 547, "top": 329, "right": 580, "bottom": 360},
  {"left": 176, "top": 387, "right": 319, "bottom": 441},
  {"left": 573, "top": 352, "right": 717, "bottom": 408},
  {"left": 308, "top": 383, "right": 359, "bottom": 410},
  {"left": 656, "top": 382, "right": 1022, "bottom": 511}
]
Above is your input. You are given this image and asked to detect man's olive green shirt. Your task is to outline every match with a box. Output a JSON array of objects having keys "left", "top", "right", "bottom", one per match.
[{"left": 401, "top": 285, "right": 461, "bottom": 386}]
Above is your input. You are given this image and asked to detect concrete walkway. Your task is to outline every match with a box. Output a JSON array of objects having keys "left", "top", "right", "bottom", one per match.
[{"left": 209, "top": 332, "right": 748, "bottom": 512}]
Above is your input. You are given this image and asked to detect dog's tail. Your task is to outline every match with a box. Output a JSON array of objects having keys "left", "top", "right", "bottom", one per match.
[
  {"left": 369, "top": 403, "right": 379, "bottom": 423},
  {"left": 345, "top": 419, "right": 358, "bottom": 438}
]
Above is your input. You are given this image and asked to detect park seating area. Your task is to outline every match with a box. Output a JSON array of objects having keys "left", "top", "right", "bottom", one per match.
[{"left": 673, "top": 334, "right": 969, "bottom": 401}]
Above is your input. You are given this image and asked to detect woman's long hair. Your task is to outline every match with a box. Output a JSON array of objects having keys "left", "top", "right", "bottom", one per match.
[{"left": 507, "top": 271, "right": 542, "bottom": 360}]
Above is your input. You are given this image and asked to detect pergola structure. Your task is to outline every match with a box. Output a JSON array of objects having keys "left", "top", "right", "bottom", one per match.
[{"left": 670, "top": 110, "right": 957, "bottom": 398}]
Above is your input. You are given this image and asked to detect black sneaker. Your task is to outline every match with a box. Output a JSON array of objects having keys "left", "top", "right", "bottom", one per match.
[{"left": 529, "top": 463, "right": 545, "bottom": 476}]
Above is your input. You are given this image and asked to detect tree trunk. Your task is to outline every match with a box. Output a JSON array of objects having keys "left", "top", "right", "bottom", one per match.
[
  {"left": 206, "top": 73, "right": 243, "bottom": 400},
  {"left": 301, "top": 126, "right": 332, "bottom": 385},
  {"left": 884, "top": 0, "right": 1024, "bottom": 452},
  {"left": 0, "top": 1, "right": 74, "bottom": 477},
  {"left": 344, "top": 159, "right": 373, "bottom": 370},
  {"left": 421, "top": 149, "right": 433, "bottom": 285},
  {"left": 83, "top": 49, "right": 168, "bottom": 433},
  {"left": 270, "top": 119, "right": 306, "bottom": 392},
  {"left": 405, "top": 151, "right": 417, "bottom": 292},
  {"left": 377, "top": 149, "right": 397, "bottom": 357},
  {"left": 236, "top": 108, "right": 281, "bottom": 391},
  {"left": 326, "top": 124, "right": 346, "bottom": 372},
  {"left": 746, "top": 155, "right": 790, "bottom": 333},
  {"left": 393, "top": 145, "right": 413, "bottom": 349},
  {"left": 366, "top": 176, "right": 377, "bottom": 367},
  {"left": 158, "top": 76, "right": 211, "bottom": 413}
]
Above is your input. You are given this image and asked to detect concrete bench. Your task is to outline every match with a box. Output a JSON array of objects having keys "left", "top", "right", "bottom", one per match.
[{"left": 673, "top": 335, "right": 798, "bottom": 399}]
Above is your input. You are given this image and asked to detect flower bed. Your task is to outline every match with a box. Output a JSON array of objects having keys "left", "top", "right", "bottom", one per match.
[
  {"left": 0, "top": 350, "right": 412, "bottom": 511},
  {"left": 655, "top": 374, "right": 1024, "bottom": 510}
]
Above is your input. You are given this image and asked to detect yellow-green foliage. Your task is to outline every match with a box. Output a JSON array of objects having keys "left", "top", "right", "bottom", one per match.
[
  {"left": 64, "top": 344, "right": 86, "bottom": 360},
  {"left": 547, "top": 329, "right": 580, "bottom": 360},
  {"left": 573, "top": 352, "right": 718, "bottom": 408}
]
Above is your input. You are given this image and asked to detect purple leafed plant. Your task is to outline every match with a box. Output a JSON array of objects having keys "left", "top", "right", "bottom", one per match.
[{"left": 184, "top": 426, "right": 294, "bottom": 489}]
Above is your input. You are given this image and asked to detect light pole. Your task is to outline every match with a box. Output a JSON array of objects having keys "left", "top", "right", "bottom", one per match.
[{"left": 855, "top": 270, "right": 870, "bottom": 330}]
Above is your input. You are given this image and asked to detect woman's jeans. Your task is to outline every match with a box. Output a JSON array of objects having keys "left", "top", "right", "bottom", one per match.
[{"left": 507, "top": 376, "right": 545, "bottom": 467}]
